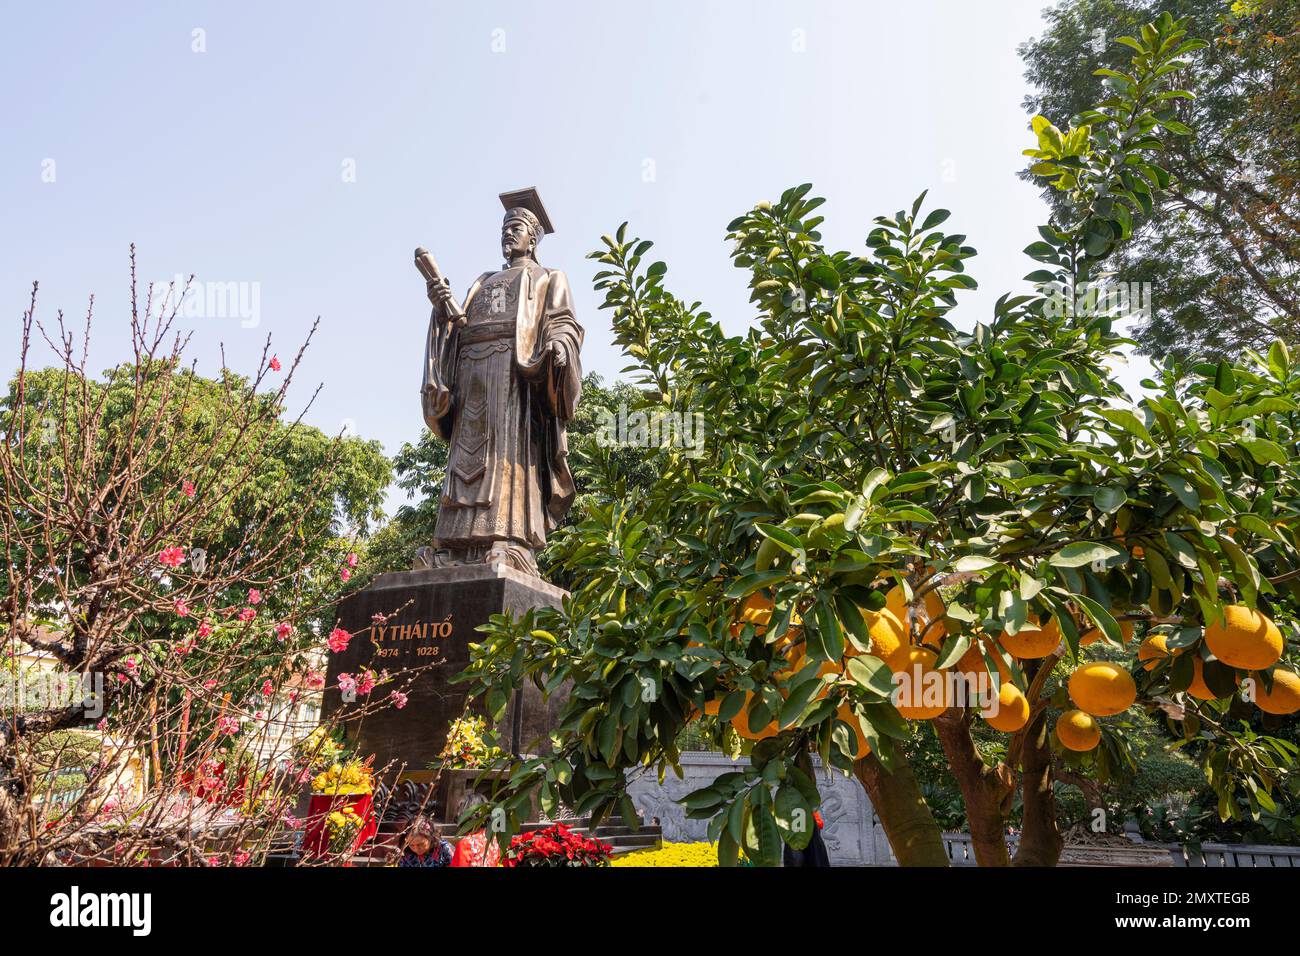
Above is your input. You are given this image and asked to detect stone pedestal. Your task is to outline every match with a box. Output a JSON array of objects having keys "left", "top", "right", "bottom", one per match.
[{"left": 321, "top": 564, "right": 567, "bottom": 780}]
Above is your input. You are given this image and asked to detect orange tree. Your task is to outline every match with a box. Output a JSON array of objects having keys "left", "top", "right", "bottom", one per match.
[{"left": 459, "top": 14, "right": 1299, "bottom": 866}]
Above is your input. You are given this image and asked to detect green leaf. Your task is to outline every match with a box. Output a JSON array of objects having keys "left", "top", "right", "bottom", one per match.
[
  {"left": 774, "top": 783, "right": 814, "bottom": 850},
  {"left": 725, "top": 570, "right": 787, "bottom": 599},
  {"left": 1160, "top": 474, "right": 1200, "bottom": 513},
  {"left": 1096, "top": 408, "right": 1154, "bottom": 446},
  {"left": 1093, "top": 485, "right": 1127, "bottom": 513},
  {"left": 756, "top": 523, "right": 803, "bottom": 554},
  {"left": 741, "top": 793, "right": 782, "bottom": 867},
  {"left": 846, "top": 655, "right": 895, "bottom": 698},
  {"left": 1240, "top": 437, "right": 1288, "bottom": 466},
  {"left": 1048, "top": 541, "right": 1126, "bottom": 568}
]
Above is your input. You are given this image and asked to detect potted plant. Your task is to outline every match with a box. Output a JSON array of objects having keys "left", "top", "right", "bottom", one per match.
[
  {"left": 301, "top": 758, "right": 377, "bottom": 861},
  {"left": 502, "top": 823, "right": 612, "bottom": 868}
]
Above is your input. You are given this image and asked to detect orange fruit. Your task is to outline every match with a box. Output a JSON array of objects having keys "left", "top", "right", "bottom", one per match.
[
  {"left": 884, "top": 583, "right": 909, "bottom": 620},
  {"left": 1055, "top": 709, "right": 1101, "bottom": 752},
  {"left": 956, "top": 635, "right": 1010, "bottom": 678},
  {"left": 979, "top": 682, "right": 1030, "bottom": 732},
  {"left": 999, "top": 616, "right": 1061, "bottom": 660},
  {"left": 1203, "top": 606, "right": 1283, "bottom": 670},
  {"left": 892, "top": 647, "right": 951, "bottom": 720},
  {"left": 731, "top": 593, "right": 774, "bottom": 637},
  {"left": 883, "top": 581, "right": 946, "bottom": 648},
  {"left": 1068, "top": 662, "right": 1137, "bottom": 716},
  {"left": 1138, "top": 634, "right": 1181, "bottom": 671},
  {"left": 861, "top": 606, "right": 909, "bottom": 670},
  {"left": 1187, "top": 657, "right": 1221, "bottom": 700},
  {"left": 772, "top": 631, "right": 805, "bottom": 677},
  {"left": 917, "top": 587, "right": 948, "bottom": 648},
  {"left": 1253, "top": 669, "right": 1300, "bottom": 715}
]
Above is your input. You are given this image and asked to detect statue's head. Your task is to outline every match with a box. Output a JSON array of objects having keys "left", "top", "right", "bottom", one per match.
[{"left": 501, "top": 207, "right": 543, "bottom": 263}]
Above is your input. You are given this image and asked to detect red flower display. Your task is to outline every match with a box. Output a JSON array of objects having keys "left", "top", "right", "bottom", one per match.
[{"left": 502, "top": 823, "right": 611, "bottom": 868}]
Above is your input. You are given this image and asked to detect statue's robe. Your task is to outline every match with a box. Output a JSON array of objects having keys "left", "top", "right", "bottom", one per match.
[{"left": 421, "top": 261, "right": 582, "bottom": 563}]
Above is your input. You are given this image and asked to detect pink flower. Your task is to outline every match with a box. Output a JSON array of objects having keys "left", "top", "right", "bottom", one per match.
[
  {"left": 340, "top": 568, "right": 351, "bottom": 583},
  {"left": 174, "top": 639, "right": 194, "bottom": 657},
  {"left": 197, "top": 621, "right": 213, "bottom": 639},
  {"left": 305, "top": 671, "right": 324, "bottom": 689},
  {"left": 247, "top": 588, "right": 262, "bottom": 605},
  {"left": 96, "top": 718, "right": 108, "bottom": 731},
  {"left": 356, "top": 670, "right": 376, "bottom": 696},
  {"left": 327, "top": 628, "right": 351, "bottom": 653},
  {"left": 174, "top": 598, "right": 190, "bottom": 618},
  {"left": 275, "top": 622, "right": 292, "bottom": 642},
  {"left": 390, "top": 690, "right": 408, "bottom": 710},
  {"left": 260, "top": 679, "right": 274, "bottom": 697},
  {"left": 182, "top": 480, "right": 195, "bottom": 498},
  {"left": 203, "top": 679, "right": 218, "bottom": 691},
  {"left": 158, "top": 546, "right": 186, "bottom": 568},
  {"left": 269, "top": 355, "right": 281, "bottom": 372},
  {"left": 238, "top": 607, "right": 256, "bottom": 623},
  {"left": 337, "top": 673, "right": 357, "bottom": 694},
  {"left": 217, "top": 715, "right": 240, "bottom": 735},
  {"left": 346, "top": 552, "right": 358, "bottom": 568},
  {"left": 233, "top": 851, "right": 250, "bottom": 867},
  {"left": 370, "top": 612, "right": 387, "bottom": 625}
]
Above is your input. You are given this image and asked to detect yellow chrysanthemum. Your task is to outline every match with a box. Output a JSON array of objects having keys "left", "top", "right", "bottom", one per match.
[{"left": 610, "top": 842, "right": 719, "bottom": 867}]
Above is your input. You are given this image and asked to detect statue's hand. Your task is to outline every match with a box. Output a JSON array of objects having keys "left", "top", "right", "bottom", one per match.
[
  {"left": 549, "top": 340, "right": 567, "bottom": 370},
  {"left": 427, "top": 279, "right": 456, "bottom": 312}
]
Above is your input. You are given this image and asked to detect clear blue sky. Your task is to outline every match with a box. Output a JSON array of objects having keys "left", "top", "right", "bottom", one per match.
[{"left": 0, "top": 0, "right": 1153, "bottom": 513}]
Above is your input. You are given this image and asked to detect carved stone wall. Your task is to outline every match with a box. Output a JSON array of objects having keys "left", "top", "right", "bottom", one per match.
[{"left": 624, "top": 751, "right": 889, "bottom": 866}]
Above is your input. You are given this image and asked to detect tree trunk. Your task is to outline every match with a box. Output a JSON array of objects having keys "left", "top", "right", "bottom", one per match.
[
  {"left": 1013, "top": 707, "right": 1063, "bottom": 866},
  {"left": 853, "top": 739, "right": 949, "bottom": 867},
  {"left": 933, "top": 708, "right": 1014, "bottom": 866}
]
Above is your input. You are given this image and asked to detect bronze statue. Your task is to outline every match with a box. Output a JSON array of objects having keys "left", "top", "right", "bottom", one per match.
[{"left": 415, "top": 188, "right": 583, "bottom": 575}]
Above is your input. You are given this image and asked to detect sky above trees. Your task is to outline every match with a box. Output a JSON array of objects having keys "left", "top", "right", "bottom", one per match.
[{"left": 0, "top": 1, "right": 1157, "bottom": 516}]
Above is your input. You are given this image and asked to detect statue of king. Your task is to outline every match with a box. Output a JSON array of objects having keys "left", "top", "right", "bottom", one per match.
[{"left": 416, "top": 188, "right": 583, "bottom": 576}]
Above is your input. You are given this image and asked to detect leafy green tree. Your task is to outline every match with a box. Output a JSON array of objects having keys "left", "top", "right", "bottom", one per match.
[
  {"left": 1021, "top": 0, "right": 1299, "bottom": 363},
  {"left": 458, "top": 15, "right": 1299, "bottom": 867}
]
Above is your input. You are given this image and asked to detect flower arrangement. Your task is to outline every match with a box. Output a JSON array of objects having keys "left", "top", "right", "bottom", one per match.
[
  {"left": 502, "top": 823, "right": 611, "bottom": 868},
  {"left": 610, "top": 841, "right": 718, "bottom": 867},
  {"left": 434, "top": 715, "right": 504, "bottom": 770},
  {"left": 311, "top": 759, "right": 373, "bottom": 796},
  {"left": 324, "top": 805, "right": 363, "bottom": 854},
  {"left": 296, "top": 726, "right": 345, "bottom": 772}
]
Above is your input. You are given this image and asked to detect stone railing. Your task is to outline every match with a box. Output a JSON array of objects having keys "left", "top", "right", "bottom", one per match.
[
  {"left": 940, "top": 831, "right": 1300, "bottom": 867},
  {"left": 1171, "top": 843, "right": 1300, "bottom": 867}
]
